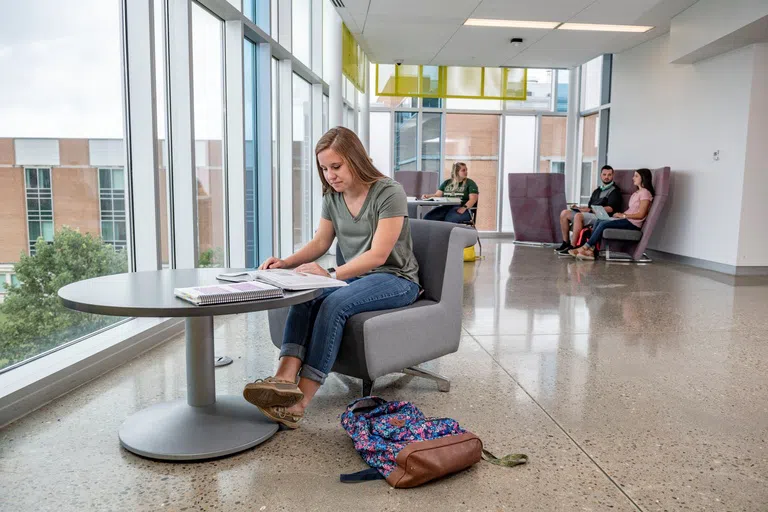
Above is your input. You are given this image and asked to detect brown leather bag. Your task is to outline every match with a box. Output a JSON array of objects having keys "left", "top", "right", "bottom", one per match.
[
  {"left": 386, "top": 432, "right": 483, "bottom": 488},
  {"left": 340, "top": 398, "right": 527, "bottom": 488}
]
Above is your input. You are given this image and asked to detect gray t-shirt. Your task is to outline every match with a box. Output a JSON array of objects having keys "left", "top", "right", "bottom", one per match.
[{"left": 321, "top": 178, "right": 419, "bottom": 285}]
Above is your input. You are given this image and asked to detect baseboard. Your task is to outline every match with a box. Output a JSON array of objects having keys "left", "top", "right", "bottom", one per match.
[
  {"left": 0, "top": 318, "right": 184, "bottom": 428},
  {"left": 477, "top": 232, "right": 516, "bottom": 239},
  {"left": 646, "top": 250, "right": 768, "bottom": 276}
]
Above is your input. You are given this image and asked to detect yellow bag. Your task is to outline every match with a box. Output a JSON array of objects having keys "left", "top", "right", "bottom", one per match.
[{"left": 463, "top": 246, "right": 477, "bottom": 262}]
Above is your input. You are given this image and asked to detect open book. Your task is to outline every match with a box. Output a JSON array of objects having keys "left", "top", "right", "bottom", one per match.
[
  {"left": 217, "top": 269, "right": 348, "bottom": 291},
  {"left": 174, "top": 281, "right": 283, "bottom": 306}
]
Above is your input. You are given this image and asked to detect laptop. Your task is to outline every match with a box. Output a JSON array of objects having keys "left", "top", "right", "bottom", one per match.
[{"left": 591, "top": 205, "right": 611, "bottom": 220}]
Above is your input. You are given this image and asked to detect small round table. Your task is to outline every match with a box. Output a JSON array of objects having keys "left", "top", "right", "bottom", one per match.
[{"left": 58, "top": 268, "right": 321, "bottom": 462}]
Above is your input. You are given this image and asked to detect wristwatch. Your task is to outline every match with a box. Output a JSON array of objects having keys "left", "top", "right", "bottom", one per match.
[{"left": 326, "top": 267, "right": 336, "bottom": 279}]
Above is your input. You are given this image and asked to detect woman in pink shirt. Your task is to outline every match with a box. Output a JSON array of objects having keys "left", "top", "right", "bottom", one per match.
[{"left": 570, "top": 168, "right": 655, "bottom": 260}]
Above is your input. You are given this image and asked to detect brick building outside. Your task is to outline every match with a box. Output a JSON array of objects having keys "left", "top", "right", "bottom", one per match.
[{"left": 0, "top": 137, "right": 224, "bottom": 299}]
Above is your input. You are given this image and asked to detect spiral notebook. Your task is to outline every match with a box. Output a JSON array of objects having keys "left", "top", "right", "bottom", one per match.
[{"left": 174, "top": 281, "right": 283, "bottom": 306}]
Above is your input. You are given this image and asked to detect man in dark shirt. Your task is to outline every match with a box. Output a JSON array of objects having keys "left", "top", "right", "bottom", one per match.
[{"left": 555, "top": 165, "right": 622, "bottom": 254}]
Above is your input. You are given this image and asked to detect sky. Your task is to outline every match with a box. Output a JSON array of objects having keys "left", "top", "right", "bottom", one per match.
[{"left": 0, "top": 0, "right": 225, "bottom": 141}]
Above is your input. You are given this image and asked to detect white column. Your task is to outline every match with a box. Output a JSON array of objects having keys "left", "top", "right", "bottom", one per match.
[
  {"left": 326, "top": 6, "right": 343, "bottom": 128},
  {"left": 224, "top": 20, "right": 245, "bottom": 269},
  {"left": 565, "top": 66, "right": 580, "bottom": 203},
  {"left": 120, "top": 0, "right": 161, "bottom": 272},
  {"left": 360, "top": 59, "right": 370, "bottom": 151},
  {"left": 167, "top": 0, "right": 198, "bottom": 269}
]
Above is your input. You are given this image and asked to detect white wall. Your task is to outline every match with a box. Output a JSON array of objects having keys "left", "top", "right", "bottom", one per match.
[
  {"left": 737, "top": 44, "right": 768, "bottom": 266},
  {"left": 609, "top": 34, "right": 756, "bottom": 266},
  {"left": 669, "top": 0, "right": 768, "bottom": 64}
]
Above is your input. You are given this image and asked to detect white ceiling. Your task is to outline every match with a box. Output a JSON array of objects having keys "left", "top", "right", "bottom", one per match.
[{"left": 337, "top": 0, "right": 701, "bottom": 68}]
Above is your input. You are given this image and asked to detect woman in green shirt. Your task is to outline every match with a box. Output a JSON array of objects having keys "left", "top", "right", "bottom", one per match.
[
  {"left": 242, "top": 127, "right": 420, "bottom": 429},
  {"left": 422, "top": 162, "right": 479, "bottom": 223}
]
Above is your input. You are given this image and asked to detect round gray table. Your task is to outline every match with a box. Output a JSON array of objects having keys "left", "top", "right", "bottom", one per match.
[{"left": 58, "top": 268, "right": 321, "bottom": 462}]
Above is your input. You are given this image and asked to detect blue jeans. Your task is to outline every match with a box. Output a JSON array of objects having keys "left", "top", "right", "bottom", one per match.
[
  {"left": 279, "top": 272, "right": 420, "bottom": 384},
  {"left": 586, "top": 219, "right": 640, "bottom": 248},
  {"left": 423, "top": 205, "right": 471, "bottom": 224}
]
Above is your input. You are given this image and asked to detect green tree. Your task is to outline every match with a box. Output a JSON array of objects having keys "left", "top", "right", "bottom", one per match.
[
  {"left": 199, "top": 247, "right": 224, "bottom": 268},
  {"left": 0, "top": 227, "right": 128, "bottom": 369}
]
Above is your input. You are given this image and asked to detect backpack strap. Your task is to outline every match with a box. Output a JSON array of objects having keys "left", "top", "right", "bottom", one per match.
[
  {"left": 340, "top": 468, "right": 386, "bottom": 484},
  {"left": 482, "top": 449, "right": 528, "bottom": 468}
]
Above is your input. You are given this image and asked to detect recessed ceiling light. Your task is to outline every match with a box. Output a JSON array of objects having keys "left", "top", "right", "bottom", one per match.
[
  {"left": 558, "top": 23, "right": 654, "bottom": 33},
  {"left": 464, "top": 18, "right": 560, "bottom": 29}
]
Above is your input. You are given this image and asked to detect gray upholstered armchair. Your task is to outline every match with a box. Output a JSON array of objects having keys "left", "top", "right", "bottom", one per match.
[{"left": 267, "top": 220, "right": 476, "bottom": 396}]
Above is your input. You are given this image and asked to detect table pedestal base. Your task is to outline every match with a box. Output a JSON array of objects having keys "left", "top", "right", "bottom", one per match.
[{"left": 119, "top": 395, "right": 279, "bottom": 461}]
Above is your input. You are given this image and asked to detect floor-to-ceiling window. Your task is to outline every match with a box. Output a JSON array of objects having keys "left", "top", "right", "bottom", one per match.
[
  {"left": 394, "top": 112, "right": 418, "bottom": 171},
  {"left": 370, "top": 112, "right": 392, "bottom": 177},
  {"left": 292, "top": 0, "right": 311, "bottom": 67},
  {"left": 501, "top": 116, "right": 536, "bottom": 232},
  {"left": 540, "top": 117, "right": 567, "bottom": 174},
  {"left": 580, "top": 113, "right": 600, "bottom": 203},
  {"left": 0, "top": 0, "right": 127, "bottom": 372},
  {"left": 421, "top": 113, "right": 442, "bottom": 172},
  {"left": 292, "top": 75, "right": 312, "bottom": 252},
  {"left": 0, "top": 0, "right": 334, "bottom": 388},
  {"left": 577, "top": 55, "right": 611, "bottom": 204},
  {"left": 444, "top": 114, "right": 501, "bottom": 231},
  {"left": 244, "top": 40, "right": 259, "bottom": 268},
  {"left": 373, "top": 66, "right": 572, "bottom": 234},
  {"left": 191, "top": 3, "right": 226, "bottom": 268}
]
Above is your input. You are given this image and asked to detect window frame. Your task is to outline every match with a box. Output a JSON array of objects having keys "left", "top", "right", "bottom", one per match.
[
  {"left": 23, "top": 167, "right": 54, "bottom": 255},
  {"left": 370, "top": 71, "right": 570, "bottom": 233},
  {"left": 1, "top": 0, "right": 333, "bottom": 425}
]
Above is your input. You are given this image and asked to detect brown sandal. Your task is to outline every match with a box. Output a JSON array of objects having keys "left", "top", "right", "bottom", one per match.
[{"left": 243, "top": 377, "right": 304, "bottom": 408}]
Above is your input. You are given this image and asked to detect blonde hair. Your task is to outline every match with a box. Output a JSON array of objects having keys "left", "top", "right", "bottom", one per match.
[
  {"left": 315, "top": 127, "right": 385, "bottom": 194},
  {"left": 451, "top": 162, "right": 468, "bottom": 185}
]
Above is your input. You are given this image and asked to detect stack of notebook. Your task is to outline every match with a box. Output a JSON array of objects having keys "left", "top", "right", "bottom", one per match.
[{"left": 174, "top": 281, "right": 283, "bottom": 306}]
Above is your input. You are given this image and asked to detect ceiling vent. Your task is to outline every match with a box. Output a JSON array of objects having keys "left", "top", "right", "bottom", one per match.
[{"left": 331, "top": 0, "right": 345, "bottom": 7}]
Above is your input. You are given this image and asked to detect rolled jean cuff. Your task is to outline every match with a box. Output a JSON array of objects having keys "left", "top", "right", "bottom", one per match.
[
  {"left": 299, "top": 364, "right": 327, "bottom": 385},
  {"left": 279, "top": 343, "right": 306, "bottom": 361}
]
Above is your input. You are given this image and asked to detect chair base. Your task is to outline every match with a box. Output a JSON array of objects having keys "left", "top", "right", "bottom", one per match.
[
  {"left": 362, "top": 379, "right": 373, "bottom": 397},
  {"left": 604, "top": 248, "right": 653, "bottom": 263},
  {"left": 403, "top": 366, "right": 451, "bottom": 392}
]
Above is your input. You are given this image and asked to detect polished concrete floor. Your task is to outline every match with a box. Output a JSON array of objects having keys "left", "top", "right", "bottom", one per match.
[{"left": 1, "top": 241, "right": 767, "bottom": 511}]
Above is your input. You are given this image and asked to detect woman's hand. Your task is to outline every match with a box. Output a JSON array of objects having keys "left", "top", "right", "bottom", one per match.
[
  {"left": 457, "top": 207, "right": 467, "bottom": 215},
  {"left": 614, "top": 213, "right": 626, "bottom": 219},
  {"left": 421, "top": 194, "right": 429, "bottom": 199},
  {"left": 259, "top": 257, "right": 286, "bottom": 270},
  {"left": 294, "top": 262, "right": 330, "bottom": 277}
]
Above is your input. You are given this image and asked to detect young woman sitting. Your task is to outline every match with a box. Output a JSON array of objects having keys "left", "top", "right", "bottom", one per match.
[
  {"left": 570, "top": 168, "right": 655, "bottom": 261},
  {"left": 241, "top": 127, "right": 420, "bottom": 429},
  {"left": 421, "top": 162, "right": 479, "bottom": 224}
]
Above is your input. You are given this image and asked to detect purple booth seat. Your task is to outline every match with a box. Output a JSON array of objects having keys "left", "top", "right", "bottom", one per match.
[
  {"left": 507, "top": 173, "right": 567, "bottom": 244},
  {"left": 601, "top": 167, "right": 671, "bottom": 261}
]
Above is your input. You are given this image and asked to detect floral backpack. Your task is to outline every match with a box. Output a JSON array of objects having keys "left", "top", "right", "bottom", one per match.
[{"left": 340, "top": 397, "right": 528, "bottom": 488}]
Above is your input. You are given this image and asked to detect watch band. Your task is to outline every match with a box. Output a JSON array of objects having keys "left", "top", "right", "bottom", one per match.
[{"left": 326, "top": 267, "right": 336, "bottom": 279}]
